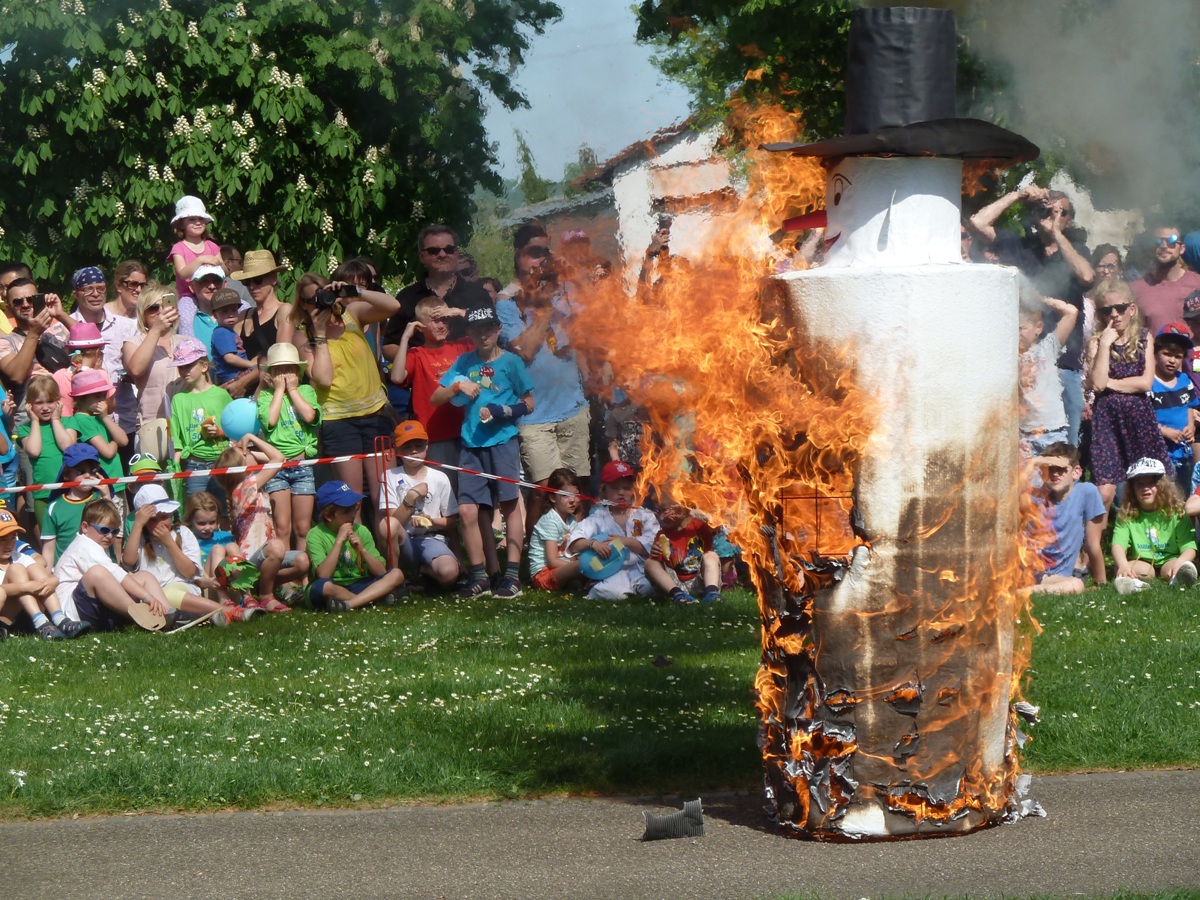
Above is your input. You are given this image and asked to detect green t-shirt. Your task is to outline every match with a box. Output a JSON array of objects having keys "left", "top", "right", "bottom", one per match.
[
  {"left": 256, "top": 385, "right": 321, "bottom": 459},
  {"left": 66, "top": 413, "right": 125, "bottom": 494},
  {"left": 42, "top": 493, "right": 93, "bottom": 550},
  {"left": 16, "top": 421, "right": 67, "bottom": 501},
  {"left": 306, "top": 521, "right": 384, "bottom": 586},
  {"left": 1112, "top": 507, "right": 1198, "bottom": 565},
  {"left": 170, "top": 384, "right": 232, "bottom": 462}
]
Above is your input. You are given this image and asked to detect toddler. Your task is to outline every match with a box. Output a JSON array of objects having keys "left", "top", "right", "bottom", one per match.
[{"left": 528, "top": 467, "right": 582, "bottom": 591}]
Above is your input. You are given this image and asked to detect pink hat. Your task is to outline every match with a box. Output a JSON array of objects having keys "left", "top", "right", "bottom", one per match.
[
  {"left": 70, "top": 369, "right": 115, "bottom": 399},
  {"left": 67, "top": 322, "right": 106, "bottom": 350},
  {"left": 171, "top": 337, "right": 208, "bottom": 367}
]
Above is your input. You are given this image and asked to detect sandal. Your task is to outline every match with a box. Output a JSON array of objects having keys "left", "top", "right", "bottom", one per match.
[{"left": 260, "top": 597, "right": 292, "bottom": 613}]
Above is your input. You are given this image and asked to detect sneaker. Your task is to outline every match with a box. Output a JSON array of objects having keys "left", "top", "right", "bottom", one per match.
[
  {"left": 222, "top": 602, "right": 246, "bottom": 624},
  {"left": 327, "top": 599, "right": 351, "bottom": 613},
  {"left": 457, "top": 577, "right": 491, "bottom": 600},
  {"left": 276, "top": 584, "right": 307, "bottom": 607},
  {"left": 493, "top": 574, "right": 523, "bottom": 599},
  {"left": 1171, "top": 561, "right": 1198, "bottom": 588},
  {"left": 1114, "top": 576, "right": 1150, "bottom": 595},
  {"left": 57, "top": 618, "right": 91, "bottom": 639},
  {"left": 36, "top": 621, "right": 65, "bottom": 641},
  {"left": 701, "top": 589, "right": 723, "bottom": 604},
  {"left": 489, "top": 571, "right": 503, "bottom": 593},
  {"left": 380, "top": 584, "right": 408, "bottom": 608},
  {"left": 209, "top": 609, "right": 229, "bottom": 628},
  {"left": 670, "top": 587, "right": 698, "bottom": 606}
]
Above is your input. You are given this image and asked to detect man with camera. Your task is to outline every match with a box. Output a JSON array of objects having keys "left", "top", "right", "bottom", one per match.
[{"left": 971, "top": 185, "right": 1095, "bottom": 445}]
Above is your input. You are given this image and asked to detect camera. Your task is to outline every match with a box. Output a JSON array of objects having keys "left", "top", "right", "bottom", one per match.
[{"left": 312, "top": 284, "right": 360, "bottom": 309}]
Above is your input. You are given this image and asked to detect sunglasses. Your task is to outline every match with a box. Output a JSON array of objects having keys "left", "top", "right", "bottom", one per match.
[
  {"left": 422, "top": 245, "right": 457, "bottom": 256},
  {"left": 1099, "top": 302, "right": 1132, "bottom": 317},
  {"left": 1096, "top": 263, "right": 1118, "bottom": 272},
  {"left": 88, "top": 523, "right": 118, "bottom": 537},
  {"left": 144, "top": 304, "right": 162, "bottom": 314},
  {"left": 1155, "top": 236, "right": 1181, "bottom": 248},
  {"left": 244, "top": 275, "right": 274, "bottom": 287},
  {"left": 76, "top": 285, "right": 106, "bottom": 297},
  {"left": 121, "top": 278, "right": 147, "bottom": 290},
  {"left": 522, "top": 246, "right": 551, "bottom": 259}
]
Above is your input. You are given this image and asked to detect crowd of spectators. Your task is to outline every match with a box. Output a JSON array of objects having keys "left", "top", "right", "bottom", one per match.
[{"left": 0, "top": 197, "right": 735, "bottom": 640}]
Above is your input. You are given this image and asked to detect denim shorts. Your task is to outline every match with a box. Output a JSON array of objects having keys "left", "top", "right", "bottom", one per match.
[
  {"left": 248, "top": 547, "right": 303, "bottom": 569},
  {"left": 458, "top": 439, "right": 521, "bottom": 508},
  {"left": 318, "top": 411, "right": 395, "bottom": 457},
  {"left": 400, "top": 533, "right": 456, "bottom": 568},
  {"left": 310, "top": 575, "right": 384, "bottom": 606},
  {"left": 264, "top": 460, "right": 316, "bottom": 496}
]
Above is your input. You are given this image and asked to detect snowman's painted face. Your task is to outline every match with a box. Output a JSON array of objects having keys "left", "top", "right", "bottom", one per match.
[{"left": 821, "top": 157, "right": 963, "bottom": 268}]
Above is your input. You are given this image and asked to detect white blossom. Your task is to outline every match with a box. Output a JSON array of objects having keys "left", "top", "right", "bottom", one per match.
[
  {"left": 231, "top": 121, "right": 246, "bottom": 137},
  {"left": 258, "top": 215, "right": 267, "bottom": 229},
  {"left": 186, "top": 20, "right": 199, "bottom": 39},
  {"left": 155, "top": 72, "right": 168, "bottom": 89},
  {"left": 248, "top": 137, "right": 258, "bottom": 153},
  {"left": 101, "top": 172, "right": 112, "bottom": 187},
  {"left": 30, "top": 72, "right": 41, "bottom": 85},
  {"left": 172, "top": 115, "right": 191, "bottom": 136},
  {"left": 250, "top": 42, "right": 261, "bottom": 58},
  {"left": 327, "top": 253, "right": 339, "bottom": 270},
  {"left": 91, "top": 68, "right": 107, "bottom": 85},
  {"left": 412, "top": 200, "right": 424, "bottom": 219},
  {"left": 124, "top": 50, "right": 137, "bottom": 68},
  {"left": 367, "top": 228, "right": 377, "bottom": 243},
  {"left": 238, "top": 152, "right": 253, "bottom": 170},
  {"left": 280, "top": 257, "right": 291, "bottom": 269},
  {"left": 464, "top": 0, "right": 475, "bottom": 19},
  {"left": 234, "top": 2, "right": 246, "bottom": 17},
  {"left": 115, "top": 200, "right": 126, "bottom": 216},
  {"left": 116, "top": 21, "right": 125, "bottom": 34},
  {"left": 333, "top": 109, "right": 348, "bottom": 128},
  {"left": 362, "top": 169, "right": 375, "bottom": 186},
  {"left": 409, "top": 21, "right": 421, "bottom": 42},
  {"left": 353, "top": 10, "right": 362, "bottom": 25},
  {"left": 158, "top": 0, "right": 170, "bottom": 11},
  {"left": 74, "top": 0, "right": 85, "bottom": 13},
  {"left": 128, "top": 9, "right": 142, "bottom": 25},
  {"left": 241, "top": 111, "right": 254, "bottom": 129},
  {"left": 225, "top": 102, "right": 236, "bottom": 116},
  {"left": 275, "top": 118, "right": 287, "bottom": 136},
  {"left": 365, "top": 146, "right": 378, "bottom": 164},
  {"left": 147, "top": 164, "right": 159, "bottom": 180},
  {"left": 73, "top": 181, "right": 89, "bottom": 201},
  {"left": 296, "top": 174, "right": 309, "bottom": 193},
  {"left": 162, "top": 165, "right": 175, "bottom": 183},
  {"left": 320, "top": 213, "right": 334, "bottom": 234}
]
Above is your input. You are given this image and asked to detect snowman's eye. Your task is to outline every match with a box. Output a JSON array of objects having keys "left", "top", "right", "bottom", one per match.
[{"left": 831, "top": 173, "right": 852, "bottom": 206}]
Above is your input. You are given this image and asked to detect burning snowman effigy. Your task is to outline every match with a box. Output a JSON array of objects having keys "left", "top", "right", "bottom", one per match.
[{"left": 759, "top": 6, "right": 1043, "bottom": 840}]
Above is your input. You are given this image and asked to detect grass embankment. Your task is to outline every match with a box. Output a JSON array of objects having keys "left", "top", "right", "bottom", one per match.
[{"left": 1, "top": 583, "right": 1197, "bottom": 818}]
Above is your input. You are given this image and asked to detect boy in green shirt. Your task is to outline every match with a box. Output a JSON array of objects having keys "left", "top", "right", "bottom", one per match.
[
  {"left": 306, "top": 481, "right": 405, "bottom": 612},
  {"left": 42, "top": 444, "right": 114, "bottom": 565},
  {"left": 169, "top": 338, "right": 232, "bottom": 502}
]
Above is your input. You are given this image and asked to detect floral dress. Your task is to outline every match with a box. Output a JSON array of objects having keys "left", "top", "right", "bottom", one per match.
[{"left": 1089, "top": 329, "right": 1171, "bottom": 485}]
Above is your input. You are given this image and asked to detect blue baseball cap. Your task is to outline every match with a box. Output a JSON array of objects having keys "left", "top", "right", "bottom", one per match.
[
  {"left": 59, "top": 443, "right": 101, "bottom": 478},
  {"left": 316, "top": 480, "right": 365, "bottom": 510}
]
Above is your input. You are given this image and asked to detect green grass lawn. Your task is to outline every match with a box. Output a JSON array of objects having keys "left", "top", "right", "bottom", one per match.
[{"left": 1, "top": 582, "right": 1197, "bottom": 819}]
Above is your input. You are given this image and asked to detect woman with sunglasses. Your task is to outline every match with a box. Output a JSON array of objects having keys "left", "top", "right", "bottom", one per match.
[
  {"left": 107, "top": 260, "right": 149, "bottom": 320},
  {"left": 229, "top": 249, "right": 291, "bottom": 371},
  {"left": 1086, "top": 278, "right": 1172, "bottom": 506},
  {"left": 286, "top": 275, "right": 399, "bottom": 516},
  {"left": 121, "top": 282, "right": 183, "bottom": 449}
]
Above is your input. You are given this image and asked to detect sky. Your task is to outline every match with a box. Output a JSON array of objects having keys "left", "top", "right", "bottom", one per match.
[{"left": 480, "top": 0, "right": 694, "bottom": 183}]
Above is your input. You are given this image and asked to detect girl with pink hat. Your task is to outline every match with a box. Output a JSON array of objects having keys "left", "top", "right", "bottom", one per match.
[{"left": 53, "top": 322, "right": 113, "bottom": 417}]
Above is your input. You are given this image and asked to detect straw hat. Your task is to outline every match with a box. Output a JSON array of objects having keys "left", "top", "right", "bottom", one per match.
[
  {"left": 171, "top": 195, "right": 214, "bottom": 224},
  {"left": 264, "top": 342, "right": 308, "bottom": 371},
  {"left": 231, "top": 249, "right": 285, "bottom": 282}
]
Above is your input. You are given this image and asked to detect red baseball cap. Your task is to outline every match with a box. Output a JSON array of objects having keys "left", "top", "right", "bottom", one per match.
[{"left": 600, "top": 460, "right": 636, "bottom": 483}]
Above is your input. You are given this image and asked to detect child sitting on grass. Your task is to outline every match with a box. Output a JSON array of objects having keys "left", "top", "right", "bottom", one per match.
[
  {"left": 41, "top": 444, "right": 113, "bottom": 565},
  {"left": 307, "top": 480, "right": 405, "bottom": 611},
  {"left": 0, "top": 508, "right": 86, "bottom": 640},
  {"left": 528, "top": 467, "right": 583, "bottom": 591},
  {"left": 645, "top": 503, "right": 724, "bottom": 605},
  {"left": 566, "top": 460, "right": 660, "bottom": 601},
  {"left": 53, "top": 498, "right": 177, "bottom": 632},
  {"left": 183, "top": 491, "right": 235, "bottom": 602},
  {"left": 215, "top": 434, "right": 309, "bottom": 613},
  {"left": 1114, "top": 457, "right": 1197, "bottom": 594},
  {"left": 379, "top": 420, "right": 460, "bottom": 590},
  {"left": 1031, "top": 442, "right": 1108, "bottom": 594}
]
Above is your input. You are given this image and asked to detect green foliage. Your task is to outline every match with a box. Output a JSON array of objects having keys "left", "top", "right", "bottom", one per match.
[
  {"left": 463, "top": 187, "right": 515, "bottom": 284},
  {"left": 562, "top": 143, "right": 598, "bottom": 197},
  {"left": 514, "top": 129, "right": 552, "bottom": 205},
  {"left": 0, "top": 0, "right": 562, "bottom": 286},
  {"left": 634, "top": 0, "right": 853, "bottom": 139}
]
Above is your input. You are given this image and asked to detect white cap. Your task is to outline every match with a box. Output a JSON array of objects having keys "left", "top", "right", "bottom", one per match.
[
  {"left": 132, "top": 483, "right": 181, "bottom": 514},
  {"left": 1125, "top": 457, "right": 1166, "bottom": 480},
  {"left": 191, "top": 264, "right": 226, "bottom": 282},
  {"left": 171, "top": 195, "right": 214, "bottom": 224}
]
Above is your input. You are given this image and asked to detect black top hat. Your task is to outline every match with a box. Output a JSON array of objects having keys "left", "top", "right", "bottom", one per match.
[{"left": 764, "top": 7, "right": 1038, "bottom": 164}]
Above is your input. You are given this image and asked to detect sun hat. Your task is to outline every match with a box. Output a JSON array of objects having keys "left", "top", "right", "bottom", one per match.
[
  {"left": 191, "top": 264, "right": 226, "bottom": 283},
  {"left": 0, "top": 509, "right": 25, "bottom": 537},
  {"left": 129, "top": 453, "right": 163, "bottom": 475},
  {"left": 600, "top": 460, "right": 636, "bottom": 484},
  {"left": 67, "top": 321, "right": 106, "bottom": 350},
  {"left": 1156, "top": 322, "right": 1194, "bottom": 351},
  {"left": 171, "top": 195, "right": 213, "bottom": 224},
  {"left": 316, "top": 481, "right": 365, "bottom": 510},
  {"left": 1126, "top": 457, "right": 1166, "bottom": 480},
  {"left": 71, "top": 266, "right": 105, "bottom": 290},
  {"left": 264, "top": 342, "right": 307, "bottom": 371},
  {"left": 231, "top": 249, "right": 285, "bottom": 282},
  {"left": 132, "top": 483, "right": 180, "bottom": 514},
  {"left": 211, "top": 290, "right": 243, "bottom": 311},
  {"left": 393, "top": 420, "right": 428, "bottom": 446},
  {"left": 171, "top": 337, "right": 208, "bottom": 367},
  {"left": 70, "top": 369, "right": 115, "bottom": 399}
]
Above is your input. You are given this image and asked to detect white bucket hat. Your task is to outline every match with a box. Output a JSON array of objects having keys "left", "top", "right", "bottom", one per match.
[
  {"left": 172, "top": 195, "right": 214, "bottom": 224},
  {"left": 1125, "top": 457, "right": 1166, "bottom": 480},
  {"left": 132, "top": 483, "right": 181, "bottom": 514}
]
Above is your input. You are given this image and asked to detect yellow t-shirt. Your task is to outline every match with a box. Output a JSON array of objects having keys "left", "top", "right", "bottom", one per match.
[{"left": 317, "top": 313, "right": 387, "bottom": 420}]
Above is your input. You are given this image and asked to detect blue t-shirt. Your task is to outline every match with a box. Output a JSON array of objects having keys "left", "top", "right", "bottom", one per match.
[
  {"left": 211, "top": 325, "right": 249, "bottom": 385},
  {"left": 1151, "top": 375, "right": 1199, "bottom": 464},
  {"left": 439, "top": 349, "right": 533, "bottom": 449},
  {"left": 196, "top": 529, "right": 234, "bottom": 564},
  {"left": 495, "top": 296, "right": 586, "bottom": 426},
  {"left": 192, "top": 310, "right": 217, "bottom": 357},
  {"left": 1037, "top": 481, "right": 1107, "bottom": 578}
]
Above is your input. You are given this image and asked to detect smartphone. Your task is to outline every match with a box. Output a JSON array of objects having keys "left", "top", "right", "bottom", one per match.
[{"left": 29, "top": 293, "right": 46, "bottom": 316}]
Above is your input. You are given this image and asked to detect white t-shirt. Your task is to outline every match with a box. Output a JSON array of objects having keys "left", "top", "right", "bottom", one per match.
[
  {"left": 53, "top": 533, "right": 128, "bottom": 620},
  {"left": 134, "top": 525, "right": 202, "bottom": 588},
  {"left": 379, "top": 465, "right": 457, "bottom": 537},
  {"left": 566, "top": 505, "right": 660, "bottom": 573},
  {"left": 1019, "top": 332, "right": 1066, "bottom": 434}
]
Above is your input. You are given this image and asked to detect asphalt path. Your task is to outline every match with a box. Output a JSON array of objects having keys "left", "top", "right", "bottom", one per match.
[{"left": 2, "top": 769, "right": 1198, "bottom": 899}]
